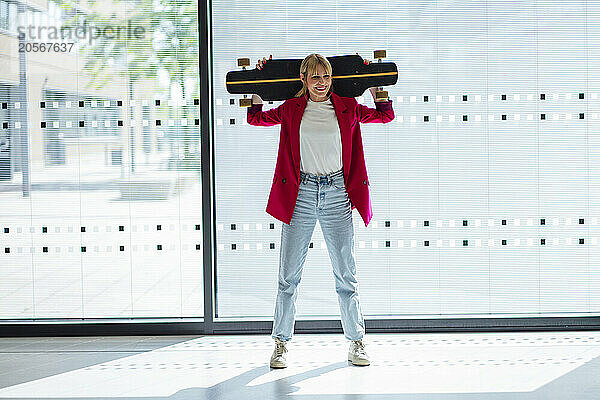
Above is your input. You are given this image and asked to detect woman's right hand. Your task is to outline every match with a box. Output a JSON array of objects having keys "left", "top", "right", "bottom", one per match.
[
  {"left": 252, "top": 55, "right": 271, "bottom": 105},
  {"left": 256, "top": 55, "right": 272, "bottom": 70}
]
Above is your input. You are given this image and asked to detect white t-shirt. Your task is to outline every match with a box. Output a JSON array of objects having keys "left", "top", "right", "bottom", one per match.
[{"left": 299, "top": 97, "right": 342, "bottom": 175}]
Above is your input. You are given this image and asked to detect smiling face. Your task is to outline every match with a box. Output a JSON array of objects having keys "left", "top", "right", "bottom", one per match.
[{"left": 300, "top": 64, "right": 332, "bottom": 102}]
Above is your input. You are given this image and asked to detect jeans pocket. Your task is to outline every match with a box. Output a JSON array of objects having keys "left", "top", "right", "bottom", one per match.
[{"left": 332, "top": 177, "right": 346, "bottom": 190}]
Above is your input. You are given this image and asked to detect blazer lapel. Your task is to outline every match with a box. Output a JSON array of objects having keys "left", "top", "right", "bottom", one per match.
[
  {"left": 291, "top": 94, "right": 308, "bottom": 180},
  {"left": 330, "top": 93, "right": 351, "bottom": 181}
]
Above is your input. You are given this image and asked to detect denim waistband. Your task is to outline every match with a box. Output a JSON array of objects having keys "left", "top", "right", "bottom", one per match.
[{"left": 299, "top": 168, "right": 343, "bottom": 185}]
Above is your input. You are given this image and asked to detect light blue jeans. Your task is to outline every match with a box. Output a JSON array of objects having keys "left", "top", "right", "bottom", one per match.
[{"left": 271, "top": 167, "right": 365, "bottom": 342}]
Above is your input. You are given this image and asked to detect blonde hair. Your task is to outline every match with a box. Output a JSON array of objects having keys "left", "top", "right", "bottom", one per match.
[{"left": 294, "top": 53, "right": 333, "bottom": 98}]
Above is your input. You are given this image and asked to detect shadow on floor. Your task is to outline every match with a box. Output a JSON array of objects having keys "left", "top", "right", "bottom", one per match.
[{"left": 3, "top": 355, "right": 600, "bottom": 400}]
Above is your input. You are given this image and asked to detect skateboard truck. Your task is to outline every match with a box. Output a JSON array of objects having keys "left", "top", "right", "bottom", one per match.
[
  {"left": 239, "top": 95, "right": 252, "bottom": 107},
  {"left": 237, "top": 58, "right": 253, "bottom": 107},
  {"left": 375, "top": 89, "right": 389, "bottom": 101},
  {"left": 374, "top": 50, "right": 386, "bottom": 61},
  {"left": 373, "top": 50, "right": 389, "bottom": 101}
]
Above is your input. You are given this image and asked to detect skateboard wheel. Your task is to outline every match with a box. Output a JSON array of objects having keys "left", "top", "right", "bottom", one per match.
[
  {"left": 237, "top": 58, "right": 250, "bottom": 67},
  {"left": 374, "top": 50, "right": 386, "bottom": 59},
  {"left": 239, "top": 98, "right": 252, "bottom": 107},
  {"left": 375, "top": 90, "right": 388, "bottom": 100}
]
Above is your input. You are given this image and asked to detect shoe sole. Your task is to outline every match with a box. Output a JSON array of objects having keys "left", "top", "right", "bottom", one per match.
[
  {"left": 348, "top": 357, "right": 370, "bottom": 366},
  {"left": 270, "top": 362, "right": 287, "bottom": 368}
]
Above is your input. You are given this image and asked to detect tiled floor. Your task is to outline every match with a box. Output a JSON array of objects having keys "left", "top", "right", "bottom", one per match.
[{"left": 1, "top": 331, "right": 600, "bottom": 399}]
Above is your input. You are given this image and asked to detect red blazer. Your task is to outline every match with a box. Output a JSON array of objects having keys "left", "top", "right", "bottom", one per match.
[{"left": 247, "top": 91, "right": 394, "bottom": 227}]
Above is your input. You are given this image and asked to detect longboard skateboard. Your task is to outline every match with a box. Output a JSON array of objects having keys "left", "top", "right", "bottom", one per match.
[{"left": 226, "top": 51, "right": 398, "bottom": 106}]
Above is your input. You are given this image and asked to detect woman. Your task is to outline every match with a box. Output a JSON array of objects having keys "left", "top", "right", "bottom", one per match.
[{"left": 247, "top": 53, "right": 394, "bottom": 368}]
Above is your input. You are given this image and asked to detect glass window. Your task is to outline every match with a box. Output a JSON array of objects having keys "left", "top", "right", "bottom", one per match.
[
  {"left": 1, "top": 0, "right": 202, "bottom": 320},
  {"left": 0, "top": 0, "right": 8, "bottom": 31},
  {"left": 212, "top": 0, "right": 599, "bottom": 320},
  {"left": 48, "top": 0, "right": 55, "bottom": 18},
  {"left": 7, "top": 2, "right": 16, "bottom": 33},
  {"left": 32, "top": 10, "right": 40, "bottom": 38},
  {"left": 26, "top": 9, "right": 32, "bottom": 30}
]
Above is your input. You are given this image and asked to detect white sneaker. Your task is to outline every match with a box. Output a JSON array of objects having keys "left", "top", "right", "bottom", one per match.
[
  {"left": 348, "top": 339, "right": 370, "bottom": 366},
  {"left": 270, "top": 337, "right": 288, "bottom": 368}
]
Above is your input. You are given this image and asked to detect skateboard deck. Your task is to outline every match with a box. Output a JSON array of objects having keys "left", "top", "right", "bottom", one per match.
[{"left": 226, "top": 54, "right": 397, "bottom": 102}]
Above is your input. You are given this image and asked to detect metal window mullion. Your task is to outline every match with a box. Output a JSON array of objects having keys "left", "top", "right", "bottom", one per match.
[{"left": 199, "top": 0, "right": 214, "bottom": 334}]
